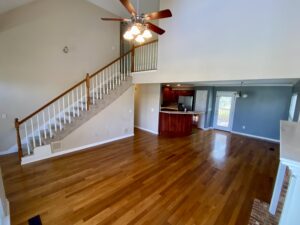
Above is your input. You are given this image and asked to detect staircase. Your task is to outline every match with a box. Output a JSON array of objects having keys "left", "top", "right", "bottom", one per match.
[{"left": 14, "top": 40, "right": 158, "bottom": 161}]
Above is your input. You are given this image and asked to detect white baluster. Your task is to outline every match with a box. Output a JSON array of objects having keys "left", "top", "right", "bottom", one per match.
[
  {"left": 68, "top": 93, "right": 71, "bottom": 123},
  {"left": 143, "top": 47, "right": 145, "bottom": 71},
  {"left": 123, "top": 56, "right": 125, "bottom": 80},
  {"left": 30, "top": 118, "right": 36, "bottom": 148},
  {"left": 48, "top": 107, "right": 52, "bottom": 138},
  {"left": 42, "top": 111, "right": 47, "bottom": 139},
  {"left": 106, "top": 69, "right": 109, "bottom": 93},
  {"left": 92, "top": 78, "right": 95, "bottom": 105},
  {"left": 111, "top": 65, "right": 114, "bottom": 89},
  {"left": 96, "top": 75, "right": 99, "bottom": 99},
  {"left": 108, "top": 67, "right": 111, "bottom": 90},
  {"left": 24, "top": 123, "right": 30, "bottom": 155},
  {"left": 76, "top": 87, "right": 80, "bottom": 114},
  {"left": 155, "top": 42, "right": 158, "bottom": 69},
  {"left": 147, "top": 44, "right": 151, "bottom": 70},
  {"left": 53, "top": 104, "right": 57, "bottom": 132},
  {"left": 58, "top": 100, "right": 62, "bottom": 131},
  {"left": 36, "top": 115, "right": 42, "bottom": 146},
  {"left": 72, "top": 90, "right": 75, "bottom": 117},
  {"left": 83, "top": 85, "right": 87, "bottom": 111},
  {"left": 63, "top": 96, "right": 66, "bottom": 124},
  {"left": 80, "top": 85, "right": 83, "bottom": 115},
  {"left": 118, "top": 61, "right": 121, "bottom": 85},
  {"left": 100, "top": 72, "right": 103, "bottom": 99}
]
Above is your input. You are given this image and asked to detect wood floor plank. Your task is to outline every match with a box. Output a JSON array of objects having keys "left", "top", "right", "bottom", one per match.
[{"left": 0, "top": 129, "right": 279, "bottom": 225}]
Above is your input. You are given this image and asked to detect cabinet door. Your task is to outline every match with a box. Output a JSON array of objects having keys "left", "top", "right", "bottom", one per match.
[{"left": 195, "top": 90, "right": 208, "bottom": 112}]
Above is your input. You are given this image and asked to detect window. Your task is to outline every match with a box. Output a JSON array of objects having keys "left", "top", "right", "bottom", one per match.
[{"left": 289, "top": 93, "right": 298, "bottom": 121}]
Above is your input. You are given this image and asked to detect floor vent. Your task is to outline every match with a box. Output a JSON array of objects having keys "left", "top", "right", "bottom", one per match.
[{"left": 51, "top": 141, "right": 62, "bottom": 153}]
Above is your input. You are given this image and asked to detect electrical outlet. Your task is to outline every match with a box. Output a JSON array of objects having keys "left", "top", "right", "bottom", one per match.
[{"left": 1, "top": 113, "right": 7, "bottom": 119}]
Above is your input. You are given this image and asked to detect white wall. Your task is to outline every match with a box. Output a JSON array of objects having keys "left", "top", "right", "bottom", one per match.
[
  {"left": 61, "top": 87, "right": 134, "bottom": 150},
  {"left": 133, "top": 0, "right": 300, "bottom": 84},
  {"left": 0, "top": 0, "right": 120, "bottom": 153},
  {"left": 134, "top": 84, "right": 161, "bottom": 134}
]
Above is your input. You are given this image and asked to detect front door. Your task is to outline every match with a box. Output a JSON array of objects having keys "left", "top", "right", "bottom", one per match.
[{"left": 213, "top": 92, "right": 236, "bottom": 131}]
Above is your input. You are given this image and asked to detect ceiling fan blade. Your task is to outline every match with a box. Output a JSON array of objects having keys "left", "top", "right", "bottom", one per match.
[
  {"left": 145, "top": 9, "right": 172, "bottom": 20},
  {"left": 101, "top": 18, "right": 130, "bottom": 22},
  {"left": 146, "top": 22, "right": 165, "bottom": 35},
  {"left": 120, "top": 0, "right": 137, "bottom": 16}
]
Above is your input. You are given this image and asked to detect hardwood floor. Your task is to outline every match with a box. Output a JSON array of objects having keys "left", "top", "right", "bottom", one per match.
[{"left": 0, "top": 129, "right": 279, "bottom": 225}]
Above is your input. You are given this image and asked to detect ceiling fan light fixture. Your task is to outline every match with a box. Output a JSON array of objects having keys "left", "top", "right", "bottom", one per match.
[
  {"left": 135, "top": 34, "right": 145, "bottom": 43},
  {"left": 142, "top": 29, "right": 152, "bottom": 39},
  {"left": 131, "top": 25, "right": 141, "bottom": 35},
  {"left": 123, "top": 30, "right": 134, "bottom": 40}
]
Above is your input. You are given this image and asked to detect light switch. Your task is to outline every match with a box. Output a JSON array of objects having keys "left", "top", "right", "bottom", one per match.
[
  {"left": 151, "top": 108, "right": 154, "bottom": 112},
  {"left": 1, "top": 113, "right": 7, "bottom": 119}
]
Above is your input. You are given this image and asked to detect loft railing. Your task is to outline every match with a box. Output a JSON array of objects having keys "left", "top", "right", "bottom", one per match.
[{"left": 14, "top": 40, "right": 158, "bottom": 159}]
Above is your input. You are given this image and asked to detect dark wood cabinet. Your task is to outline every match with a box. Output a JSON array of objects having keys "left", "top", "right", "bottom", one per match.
[
  {"left": 162, "top": 87, "right": 194, "bottom": 106},
  {"left": 159, "top": 112, "right": 193, "bottom": 137}
]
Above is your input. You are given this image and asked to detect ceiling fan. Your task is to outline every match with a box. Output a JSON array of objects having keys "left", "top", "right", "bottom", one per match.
[{"left": 101, "top": 0, "right": 172, "bottom": 43}]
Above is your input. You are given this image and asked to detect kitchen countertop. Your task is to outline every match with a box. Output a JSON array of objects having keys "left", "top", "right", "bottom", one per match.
[{"left": 160, "top": 111, "right": 204, "bottom": 115}]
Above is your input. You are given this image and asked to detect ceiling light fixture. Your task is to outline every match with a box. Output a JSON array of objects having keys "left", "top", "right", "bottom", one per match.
[{"left": 236, "top": 82, "right": 248, "bottom": 98}]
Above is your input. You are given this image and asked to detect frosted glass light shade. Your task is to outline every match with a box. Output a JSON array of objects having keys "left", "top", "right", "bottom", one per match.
[
  {"left": 135, "top": 35, "right": 145, "bottom": 43},
  {"left": 142, "top": 29, "right": 152, "bottom": 39},
  {"left": 123, "top": 31, "right": 134, "bottom": 40},
  {"left": 131, "top": 25, "right": 140, "bottom": 35}
]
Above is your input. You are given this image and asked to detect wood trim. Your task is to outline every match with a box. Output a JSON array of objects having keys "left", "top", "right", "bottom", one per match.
[
  {"left": 90, "top": 49, "right": 133, "bottom": 78},
  {"left": 134, "top": 39, "right": 158, "bottom": 49},
  {"left": 15, "top": 118, "right": 22, "bottom": 160},
  {"left": 131, "top": 45, "right": 135, "bottom": 73}
]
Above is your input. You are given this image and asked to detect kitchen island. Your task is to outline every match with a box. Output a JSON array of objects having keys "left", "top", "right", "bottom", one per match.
[{"left": 159, "top": 111, "right": 202, "bottom": 137}]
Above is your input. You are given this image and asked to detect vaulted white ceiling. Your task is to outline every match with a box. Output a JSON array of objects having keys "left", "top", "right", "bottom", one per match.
[
  {"left": 0, "top": 0, "right": 36, "bottom": 15},
  {"left": 0, "top": 0, "right": 159, "bottom": 17},
  {"left": 87, "top": 0, "right": 159, "bottom": 18}
]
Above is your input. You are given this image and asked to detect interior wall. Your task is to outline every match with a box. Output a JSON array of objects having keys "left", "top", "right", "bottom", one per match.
[
  {"left": 61, "top": 87, "right": 134, "bottom": 150},
  {"left": 206, "top": 86, "right": 292, "bottom": 140},
  {"left": 0, "top": 0, "right": 120, "bottom": 153},
  {"left": 134, "top": 84, "right": 161, "bottom": 134},
  {"left": 133, "top": 0, "right": 300, "bottom": 84},
  {"left": 292, "top": 81, "right": 300, "bottom": 121}
]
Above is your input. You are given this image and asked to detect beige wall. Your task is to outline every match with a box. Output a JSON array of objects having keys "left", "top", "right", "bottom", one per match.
[
  {"left": 134, "top": 84, "right": 161, "bottom": 134},
  {"left": 0, "top": 0, "right": 120, "bottom": 153},
  {"left": 61, "top": 87, "right": 134, "bottom": 150},
  {"left": 133, "top": 0, "right": 300, "bottom": 84}
]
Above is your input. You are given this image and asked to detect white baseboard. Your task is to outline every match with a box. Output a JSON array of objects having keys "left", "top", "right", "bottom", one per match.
[
  {"left": 21, "top": 133, "right": 134, "bottom": 165},
  {"left": 231, "top": 131, "right": 279, "bottom": 143},
  {"left": 135, "top": 126, "right": 158, "bottom": 135},
  {"left": 0, "top": 145, "right": 17, "bottom": 156}
]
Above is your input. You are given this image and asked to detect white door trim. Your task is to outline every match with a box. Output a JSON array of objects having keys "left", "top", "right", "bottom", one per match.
[{"left": 213, "top": 91, "right": 236, "bottom": 131}]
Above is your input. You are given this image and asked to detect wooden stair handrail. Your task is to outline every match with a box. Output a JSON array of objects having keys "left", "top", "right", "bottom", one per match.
[
  {"left": 134, "top": 39, "right": 158, "bottom": 49},
  {"left": 19, "top": 79, "right": 86, "bottom": 125},
  {"left": 18, "top": 40, "right": 158, "bottom": 125},
  {"left": 90, "top": 49, "right": 133, "bottom": 78}
]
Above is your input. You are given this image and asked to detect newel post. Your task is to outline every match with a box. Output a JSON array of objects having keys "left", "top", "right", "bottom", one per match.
[
  {"left": 86, "top": 73, "right": 91, "bottom": 111},
  {"left": 131, "top": 45, "right": 135, "bottom": 73},
  {"left": 15, "top": 118, "right": 22, "bottom": 160}
]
